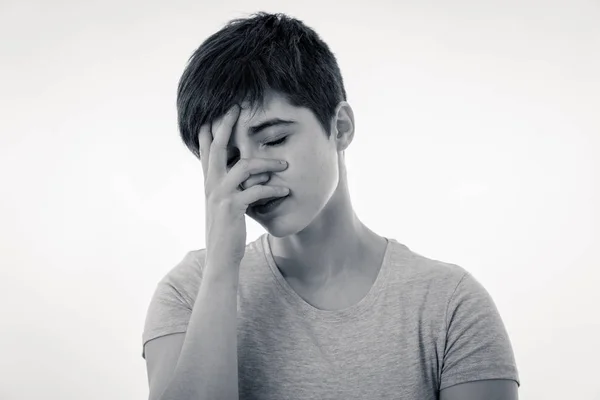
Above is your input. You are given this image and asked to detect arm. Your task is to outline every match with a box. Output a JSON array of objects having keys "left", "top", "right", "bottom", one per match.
[
  {"left": 440, "top": 379, "right": 518, "bottom": 400},
  {"left": 145, "top": 257, "right": 241, "bottom": 400}
]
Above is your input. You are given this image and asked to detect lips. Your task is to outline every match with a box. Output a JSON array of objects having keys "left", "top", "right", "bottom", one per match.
[
  {"left": 250, "top": 196, "right": 279, "bottom": 208},
  {"left": 250, "top": 194, "right": 290, "bottom": 215}
]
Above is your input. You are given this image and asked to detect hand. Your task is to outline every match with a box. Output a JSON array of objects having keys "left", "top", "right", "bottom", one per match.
[{"left": 198, "top": 104, "right": 289, "bottom": 265}]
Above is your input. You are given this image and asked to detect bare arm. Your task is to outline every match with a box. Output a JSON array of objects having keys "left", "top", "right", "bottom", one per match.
[{"left": 147, "top": 258, "right": 241, "bottom": 400}]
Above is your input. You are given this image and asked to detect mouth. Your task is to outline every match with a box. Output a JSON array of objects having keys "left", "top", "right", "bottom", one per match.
[
  {"left": 251, "top": 196, "right": 278, "bottom": 207},
  {"left": 250, "top": 194, "right": 289, "bottom": 215}
]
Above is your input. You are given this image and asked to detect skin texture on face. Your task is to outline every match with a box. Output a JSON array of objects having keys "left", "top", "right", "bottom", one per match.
[
  {"left": 228, "top": 90, "right": 342, "bottom": 236},
  {"left": 221, "top": 89, "right": 386, "bottom": 295}
]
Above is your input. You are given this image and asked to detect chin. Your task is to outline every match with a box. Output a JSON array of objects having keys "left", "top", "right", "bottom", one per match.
[
  {"left": 266, "top": 212, "right": 322, "bottom": 240},
  {"left": 250, "top": 213, "right": 302, "bottom": 239},
  {"left": 258, "top": 220, "right": 294, "bottom": 238}
]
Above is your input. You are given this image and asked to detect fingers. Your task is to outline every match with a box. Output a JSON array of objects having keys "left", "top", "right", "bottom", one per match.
[
  {"left": 209, "top": 105, "right": 241, "bottom": 177},
  {"left": 239, "top": 172, "right": 270, "bottom": 191},
  {"left": 238, "top": 184, "right": 290, "bottom": 208},
  {"left": 225, "top": 158, "right": 288, "bottom": 191}
]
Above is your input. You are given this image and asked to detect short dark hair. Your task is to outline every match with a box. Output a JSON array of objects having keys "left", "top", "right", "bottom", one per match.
[{"left": 176, "top": 11, "right": 347, "bottom": 160}]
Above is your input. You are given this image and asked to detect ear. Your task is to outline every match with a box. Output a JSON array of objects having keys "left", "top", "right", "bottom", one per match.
[{"left": 331, "top": 101, "right": 355, "bottom": 152}]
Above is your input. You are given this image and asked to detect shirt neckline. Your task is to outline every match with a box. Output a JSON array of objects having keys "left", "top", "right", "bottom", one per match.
[{"left": 260, "top": 233, "right": 395, "bottom": 322}]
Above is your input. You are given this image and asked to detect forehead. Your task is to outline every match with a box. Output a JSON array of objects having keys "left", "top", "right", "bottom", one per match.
[{"left": 235, "top": 91, "right": 300, "bottom": 131}]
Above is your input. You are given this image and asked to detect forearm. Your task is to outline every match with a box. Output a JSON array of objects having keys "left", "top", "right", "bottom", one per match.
[{"left": 160, "top": 257, "right": 240, "bottom": 400}]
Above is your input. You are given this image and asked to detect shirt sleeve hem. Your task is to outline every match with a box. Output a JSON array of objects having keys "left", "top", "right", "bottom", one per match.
[
  {"left": 141, "top": 324, "right": 189, "bottom": 359},
  {"left": 440, "top": 371, "right": 520, "bottom": 391}
]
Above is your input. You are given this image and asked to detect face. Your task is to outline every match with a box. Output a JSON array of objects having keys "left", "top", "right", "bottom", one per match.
[{"left": 226, "top": 90, "right": 352, "bottom": 237}]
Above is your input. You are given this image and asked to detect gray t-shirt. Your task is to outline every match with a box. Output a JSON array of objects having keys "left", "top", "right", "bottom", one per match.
[{"left": 142, "top": 233, "right": 520, "bottom": 399}]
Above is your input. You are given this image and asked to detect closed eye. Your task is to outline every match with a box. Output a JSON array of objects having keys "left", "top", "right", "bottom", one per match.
[
  {"left": 227, "top": 136, "right": 289, "bottom": 165},
  {"left": 264, "top": 136, "right": 288, "bottom": 147}
]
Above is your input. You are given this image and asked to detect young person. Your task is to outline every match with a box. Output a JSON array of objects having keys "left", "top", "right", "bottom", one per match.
[{"left": 142, "top": 12, "right": 520, "bottom": 400}]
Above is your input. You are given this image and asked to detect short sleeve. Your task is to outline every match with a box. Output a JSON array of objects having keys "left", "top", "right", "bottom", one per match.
[
  {"left": 141, "top": 251, "right": 203, "bottom": 359},
  {"left": 439, "top": 272, "right": 520, "bottom": 390}
]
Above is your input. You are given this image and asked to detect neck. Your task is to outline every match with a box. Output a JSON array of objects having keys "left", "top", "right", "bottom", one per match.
[{"left": 269, "top": 169, "right": 377, "bottom": 286}]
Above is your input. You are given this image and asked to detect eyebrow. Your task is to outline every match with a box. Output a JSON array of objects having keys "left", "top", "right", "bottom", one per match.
[{"left": 248, "top": 118, "right": 297, "bottom": 135}]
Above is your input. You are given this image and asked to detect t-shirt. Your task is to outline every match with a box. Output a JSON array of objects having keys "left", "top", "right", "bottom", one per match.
[{"left": 142, "top": 233, "right": 520, "bottom": 399}]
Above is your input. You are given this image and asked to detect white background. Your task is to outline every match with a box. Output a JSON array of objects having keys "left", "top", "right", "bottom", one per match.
[{"left": 1, "top": 0, "right": 598, "bottom": 399}]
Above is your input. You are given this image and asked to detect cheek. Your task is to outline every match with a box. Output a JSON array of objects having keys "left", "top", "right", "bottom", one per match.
[
  {"left": 286, "top": 139, "right": 337, "bottom": 188},
  {"left": 293, "top": 153, "right": 338, "bottom": 197}
]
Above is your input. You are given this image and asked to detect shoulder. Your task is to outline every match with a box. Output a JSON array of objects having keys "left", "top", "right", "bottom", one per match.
[
  {"left": 388, "top": 239, "right": 469, "bottom": 300},
  {"left": 146, "top": 249, "right": 205, "bottom": 303},
  {"left": 169, "top": 248, "right": 206, "bottom": 280},
  {"left": 155, "top": 249, "right": 206, "bottom": 306},
  {"left": 389, "top": 241, "right": 520, "bottom": 390},
  {"left": 157, "top": 235, "right": 266, "bottom": 305}
]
